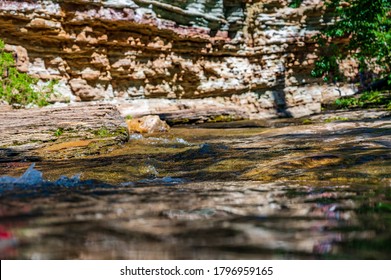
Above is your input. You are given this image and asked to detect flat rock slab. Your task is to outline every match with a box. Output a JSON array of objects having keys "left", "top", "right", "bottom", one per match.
[
  {"left": 117, "top": 99, "right": 250, "bottom": 124},
  {"left": 0, "top": 103, "right": 128, "bottom": 148}
]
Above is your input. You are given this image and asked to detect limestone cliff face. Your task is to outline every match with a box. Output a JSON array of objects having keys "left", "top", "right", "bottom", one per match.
[{"left": 0, "top": 0, "right": 356, "bottom": 119}]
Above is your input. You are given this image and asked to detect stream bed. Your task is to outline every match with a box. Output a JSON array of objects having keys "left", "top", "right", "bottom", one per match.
[{"left": 0, "top": 116, "right": 390, "bottom": 259}]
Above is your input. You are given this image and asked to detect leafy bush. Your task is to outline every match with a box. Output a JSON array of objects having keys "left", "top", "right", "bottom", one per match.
[
  {"left": 312, "top": 0, "right": 391, "bottom": 83},
  {"left": 358, "top": 91, "right": 383, "bottom": 104},
  {"left": 335, "top": 97, "right": 360, "bottom": 109},
  {"left": 0, "top": 39, "right": 56, "bottom": 107},
  {"left": 335, "top": 91, "right": 391, "bottom": 109},
  {"left": 289, "top": 0, "right": 304, "bottom": 8}
]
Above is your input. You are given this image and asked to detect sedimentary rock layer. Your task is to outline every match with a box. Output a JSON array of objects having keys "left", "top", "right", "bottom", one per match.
[
  {"left": 0, "top": 103, "right": 128, "bottom": 147},
  {"left": 0, "top": 0, "right": 357, "bottom": 119}
]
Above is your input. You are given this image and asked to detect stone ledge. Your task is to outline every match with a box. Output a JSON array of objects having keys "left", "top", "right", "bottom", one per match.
[{"left": 0, "top": 103, "right": 128, "bottom": 149}]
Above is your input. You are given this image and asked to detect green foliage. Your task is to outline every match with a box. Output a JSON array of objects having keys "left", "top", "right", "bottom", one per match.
[
  {"left": 93, "top": 127, "right": 128, "bottom": 138},
  {"left": 0, "top": 39, "right": 56, "bottom": 107},
  {"left": 376, "top": 202, "right": 391, "bottom": 213},
  {"left": 359, "top": 91, "right": 383, "bottom": 104},
  {"left": 334, "top": 90, "right": 391, "bottom": 109},
  {"left": 289, "top": 0, "right": 304, "bottom": 8},
  {"left": 312, "top": 0, "right": 391, "bottom": 82},
  {"left": 335, "top": 97, "right": 360, "bottom": 109},
  {"left": 95, "top": 127, "right": 111, "bottom": 138},
  {"left": 54, "top": 128, "right": 64, "bottom": 137},
  {"left": 302, "top": 118, "right": 313, "bottom": 125},
  {"left": 311, "top": 55, "right": 341, "bottom": 82},
  {"left": 324, "top": 116, "right": 349, "bottom": 122}
]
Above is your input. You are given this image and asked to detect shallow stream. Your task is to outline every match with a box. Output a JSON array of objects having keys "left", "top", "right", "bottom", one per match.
[{"left": 0, "top": 117, "right": 390, "bottom": 259}]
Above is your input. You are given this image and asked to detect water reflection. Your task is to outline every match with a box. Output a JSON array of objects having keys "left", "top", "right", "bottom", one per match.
[
  {"left": 0, "top": 179, "right": 390, "bottom": 259},
  {"left": 0, "top": 117, "right": 390, "bottom": 259}
]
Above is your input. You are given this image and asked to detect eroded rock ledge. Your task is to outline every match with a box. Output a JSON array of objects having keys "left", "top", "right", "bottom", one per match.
[
  {"left": 0, "top": 104, "right": 128, "bottom": 150},
  {"left": 0, "top": 0, "right": 358, "bottom": 119}
]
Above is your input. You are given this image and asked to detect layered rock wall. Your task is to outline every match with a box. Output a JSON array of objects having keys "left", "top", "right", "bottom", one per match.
[{"left": 0, "top": 0, "right": 357, "bottom": 119}]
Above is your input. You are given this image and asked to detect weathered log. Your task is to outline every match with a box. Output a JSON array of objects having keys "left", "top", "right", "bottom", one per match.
[{"left": 0, "top": 103, "right": 128, "bottom": 148}]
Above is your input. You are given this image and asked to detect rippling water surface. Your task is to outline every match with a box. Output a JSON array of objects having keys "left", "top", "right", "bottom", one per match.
[{"left": 0, "top": 118, "right": 390, "bottom": 259}]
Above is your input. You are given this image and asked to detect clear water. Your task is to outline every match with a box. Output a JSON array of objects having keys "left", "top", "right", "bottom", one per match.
[{"left": 0, "top": 118, "right": 390, "bottom": 259}]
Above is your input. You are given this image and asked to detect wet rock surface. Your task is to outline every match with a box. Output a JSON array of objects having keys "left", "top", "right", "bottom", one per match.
[{"left": 0, "top": 110, "right": 390, "bottom": 259}]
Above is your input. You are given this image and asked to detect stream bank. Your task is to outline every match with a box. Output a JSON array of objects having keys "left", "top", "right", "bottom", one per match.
[{"left": 0, "top": 106, "right": 390, "bottom": 259}]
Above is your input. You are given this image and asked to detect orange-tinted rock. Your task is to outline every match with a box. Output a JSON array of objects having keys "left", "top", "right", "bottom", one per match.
[
  {"left": 4, "top": 44, "right": 29, "bottom": 73},
  {"left": 44, "top": 140, "right": 93, "bottom": 152},
  {"left": 126, "top": 115, "right": 170, "bottom": 133}
]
